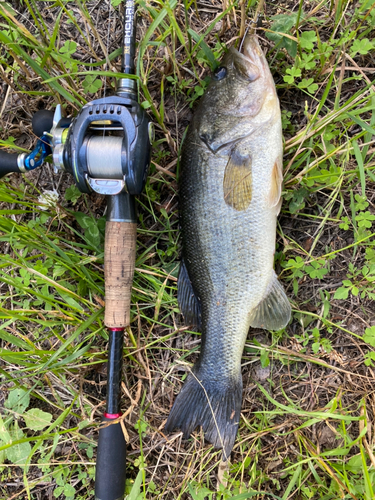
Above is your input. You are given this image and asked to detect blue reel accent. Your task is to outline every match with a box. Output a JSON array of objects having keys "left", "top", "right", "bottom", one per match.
[{"left": 24, "top": 135, "right": 52, "bottom": 170}]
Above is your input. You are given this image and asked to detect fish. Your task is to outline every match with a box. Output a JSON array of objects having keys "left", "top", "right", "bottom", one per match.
[{"left": 165, "top": 35, "right": 291, "bottom": 459}]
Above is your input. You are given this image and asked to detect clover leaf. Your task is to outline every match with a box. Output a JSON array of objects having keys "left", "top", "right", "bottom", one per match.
[
  {"left": 300, "top": 31, "right": 317, "bottom": 51},
  {"left": 82, "top": 75, "right": 102, "bottom": 94}
]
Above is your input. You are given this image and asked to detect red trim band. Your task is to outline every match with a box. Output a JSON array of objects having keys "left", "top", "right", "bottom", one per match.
[
  {"left": 104, "top": 412, "right": 122, "bottom": 419},
  {"left": 108, "top": 327, "right": 125, "bottom": 332}
]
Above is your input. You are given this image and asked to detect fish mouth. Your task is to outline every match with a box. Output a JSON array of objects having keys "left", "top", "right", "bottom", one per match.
[
  {"left": 236, "top": 35, "right": 270, "bottom": 82},
  {"left": 241, "top": 35, "right": 265, "bottom": 66}
]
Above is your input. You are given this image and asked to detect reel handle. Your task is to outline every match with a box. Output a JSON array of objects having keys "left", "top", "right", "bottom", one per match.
[
  {"left": 0, "top": 109, "right": 54, "bottom": 179},
  {"left": 104, "top": 221, "right": 137, "bottom": 328}
]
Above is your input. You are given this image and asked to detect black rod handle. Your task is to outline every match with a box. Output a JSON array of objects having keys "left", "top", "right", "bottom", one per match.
[
  {"left": 95, "top": 416, "right": 126, "bottom": 500},
  {"left": 106, "top": 328, "right": 124, "bottom": 415}
]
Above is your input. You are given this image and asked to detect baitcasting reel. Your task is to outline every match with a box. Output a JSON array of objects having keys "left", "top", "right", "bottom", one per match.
[
  {"left": 0, "top": 80, "right": 153, "bottom": 207},
  {"left": 52, "top": 81, "right": 152, "bottom": 199}
]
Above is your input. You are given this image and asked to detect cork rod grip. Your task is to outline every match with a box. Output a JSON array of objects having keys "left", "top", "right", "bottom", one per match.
[{"left": 104, "top": 221, "right": 137, "bottom": 328}]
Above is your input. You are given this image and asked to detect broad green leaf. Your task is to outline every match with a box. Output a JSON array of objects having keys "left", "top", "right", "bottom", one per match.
[
  {"left": 59, "top": 40, "right": 77, "bottom": 55},
  {"left": 334, "top": 287, "right": 350, "bottom": 300},
  {"left": 75, "top": 212, "right": 93, "bottom": 229},
  {"left": 346, "top": 454, "right": 362, "bottom": 472},
  {"left": 54, "top": 486, "right": 64, "bottom": 498},
  {"left": 82, "top": 74, "right": 103, "bottom": 94},
  {"left": 0, "top": 414, "right": 11, "bottom": 443},
  {"left": 88, "top": 223, "right": 100, "bottom": 238},
  {"left": 266, "top": 13, "right": 300, "bottom": 57},
  {"left": 65, "top": 185, "right": 81, "bottom": 205},
  {"left": 307, "top": 82, "right": 318, "bottom": 93},
  {"left": 300, "top": 52, "right": 316, "bottom": 70},
  {"left": 24, "top": 409, "right": 53, "bottom": 431},
  {"left": 312, "top": 342, "right": 320, "bottom": 354},
  {"left": 5, "top": 388, "right": 30, "bottom": 414},
  {"left": 364, "top": 326, "right": 375, "bottom": 347},
  {"left": 64, "top": 484, "right": 76, "bottom": 497},
  {"left": 298, "top": 77, "right": 314, "bottom": 89},
  {"left": 284, "top": 66, "right": 301, "bottom": 84},
  {"left": 299, "top": 30, "right": 317, "bottom": 50},
  {"left": 1, "top": 2, "right": 15, "bottom": 15},
  {"left": 321, "top": 447, "right": 350, "bottom": 457},
  {"left": 351, "top": 38, "right": 373, "bottom": 56},
  {"left": 6, "top": 422, "right": 31, "bottom": 465}
]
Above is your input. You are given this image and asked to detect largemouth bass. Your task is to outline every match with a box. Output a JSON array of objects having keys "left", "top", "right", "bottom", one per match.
[{"left": 165, "top": 35, "right": 291, "bottom": 459}]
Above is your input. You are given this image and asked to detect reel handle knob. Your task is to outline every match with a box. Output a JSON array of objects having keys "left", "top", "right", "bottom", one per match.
[
  {"left": 0, "top": 151, "right": 23, "bottom": 178},
  {"left": 32, "top": 109, "right": 54, "bottom": 137}
]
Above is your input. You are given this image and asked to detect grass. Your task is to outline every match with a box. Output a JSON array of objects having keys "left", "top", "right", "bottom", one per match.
[{"left": 1, "top": 0, "right": 375, "bottom": 498}]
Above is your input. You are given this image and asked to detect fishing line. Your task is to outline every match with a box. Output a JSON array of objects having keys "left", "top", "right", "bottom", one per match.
[
  {"left": 102, "top": 0, "right": 113, "bottom": 139},
  {"left": 239, "top": 0, "right": 264, "bottom": 53},
  {"left": 238, "top": 24, "right": 251, "bottom": 53},
  {"left": 103, "top": 0, "right": 113, "bottom": 103}
]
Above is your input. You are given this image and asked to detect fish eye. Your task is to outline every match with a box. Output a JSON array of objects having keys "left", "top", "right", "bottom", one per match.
[{"left": 213, "top": 66, "right": 227, "bottom": 80}]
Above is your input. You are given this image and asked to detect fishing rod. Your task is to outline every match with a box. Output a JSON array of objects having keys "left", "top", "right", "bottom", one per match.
[{"left": 0, "top": 1, "right": 151, "bottom": 499}]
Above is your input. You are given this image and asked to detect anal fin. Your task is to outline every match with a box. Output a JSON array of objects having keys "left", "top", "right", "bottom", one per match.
[
  {"left": 177, "top": 259, "right": 201, "bottom": 329},
  {"left": 249, "top": 271, "right": 291, "bottom": 330}
]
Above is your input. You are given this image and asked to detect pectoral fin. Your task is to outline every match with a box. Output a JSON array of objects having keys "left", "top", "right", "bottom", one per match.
[
  {"left": 223, "top": 150, "right": 252, "bottom": 211},
  {"left": 177, "top": 259, "right": 201, "bottom": 329},
  {"left": 249, "top": 272, "right": 291, "bottom": 330},
  {"left": 269, "top": 159, "right": 283, "bottom": 211}
]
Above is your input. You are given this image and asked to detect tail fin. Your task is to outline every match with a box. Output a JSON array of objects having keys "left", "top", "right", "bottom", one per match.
[{"left": 165, "top": 370, "right": 242, "bottom": 460}]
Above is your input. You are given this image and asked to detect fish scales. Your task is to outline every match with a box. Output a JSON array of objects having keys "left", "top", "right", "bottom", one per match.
[{"left": 165, "top": 35, "right": 291, "bottom": 459}]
